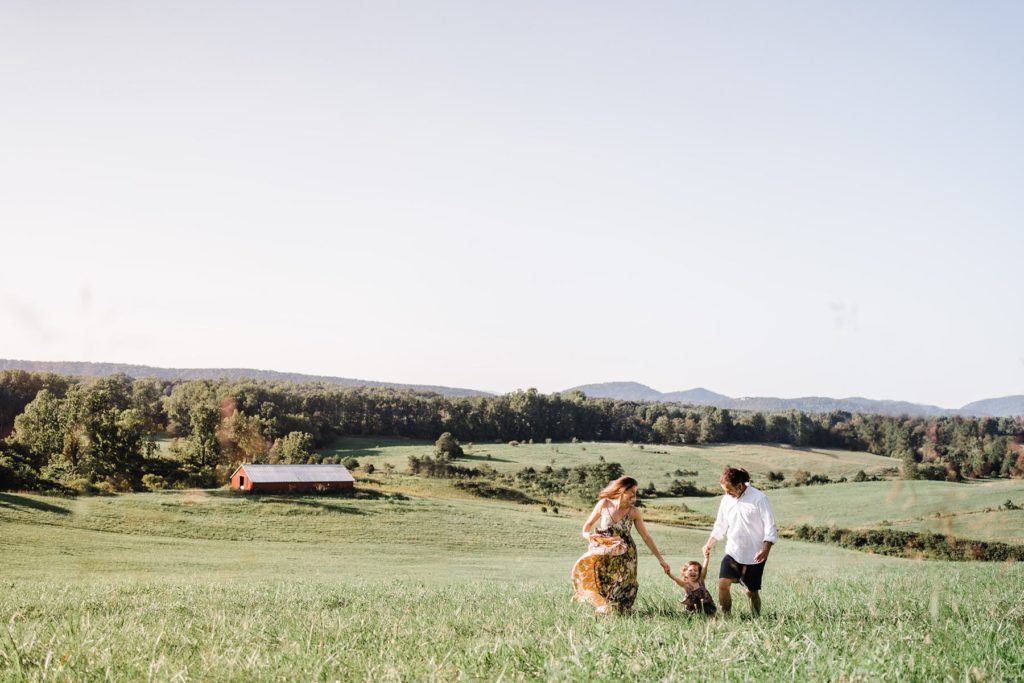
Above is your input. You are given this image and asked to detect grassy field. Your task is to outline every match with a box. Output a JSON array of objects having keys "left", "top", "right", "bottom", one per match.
[
  {"left": 652, "top": 479, "right": 1024, "bottom": 545},
  {"left": 2, "top": 440, "right": 1023, "bottom": 681},
  {"left": 324, "top": 437, "right": 900, "bottom": 490}
]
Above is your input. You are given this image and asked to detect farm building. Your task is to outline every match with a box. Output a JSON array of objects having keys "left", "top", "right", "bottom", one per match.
[{"left": 229, "top": 464, "right": 355, "bottom": 493}]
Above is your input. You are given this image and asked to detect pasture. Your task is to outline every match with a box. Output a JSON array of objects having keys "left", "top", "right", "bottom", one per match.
[
  {"left": 324, "top": 437, "right": 899, "bottom": 490},
  {"left": 2, "top": 441, "right": 1023, "bottom": 681}
]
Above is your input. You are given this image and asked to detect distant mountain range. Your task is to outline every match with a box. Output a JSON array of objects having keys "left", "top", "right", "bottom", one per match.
[
  {"left": 565, "top": 381, "right": 1024, "bottom": 418},
  {"left": 2, "top": 360, "right": 1020, "bottom": 417},
  {"left": 0, "top": 359, "right": 489, "bottom": 398}
]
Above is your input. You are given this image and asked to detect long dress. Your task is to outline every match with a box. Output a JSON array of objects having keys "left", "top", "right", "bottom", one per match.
[{"left": 571, "top": 499, "right": 639, "bottom": 613}]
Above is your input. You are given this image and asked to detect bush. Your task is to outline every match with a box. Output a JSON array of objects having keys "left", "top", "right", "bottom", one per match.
[
  {"left": 342, "top": 457, "right": 360, "bottom": 470},
  {"left": 435, "top": 432, "right": 464, "bottom": 459},
  {"left": 142, "top": 473, "right": 169, "bottom": 491},
  {"left": 915, "top": 463, "right": 945, "bottom": 480},
  {"left": 66, "top": 478, "right": 97, "bottom": 495}
]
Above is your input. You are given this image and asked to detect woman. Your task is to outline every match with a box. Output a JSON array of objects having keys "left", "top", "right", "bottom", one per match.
[{"left": 571, "top": 476, "right": 671, "bottom": 613}]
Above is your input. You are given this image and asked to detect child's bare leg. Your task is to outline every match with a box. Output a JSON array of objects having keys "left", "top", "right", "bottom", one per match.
[
  {"left": 718, "top": 578, "right": 733, "bottom": 616},
  {"left": 747, "top": 589, "right": 761, "bottom": 617}
]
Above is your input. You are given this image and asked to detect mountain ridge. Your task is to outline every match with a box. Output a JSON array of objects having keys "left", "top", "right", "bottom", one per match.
[
  {"left": 0, "top": 359, "right": 490, "bottom": 398},
  {"left": 565, "top": 382, "right": 1024, "bottom": 418},
  {"left": 2, "top": 360, "right": 1020, "bottom": 417}
]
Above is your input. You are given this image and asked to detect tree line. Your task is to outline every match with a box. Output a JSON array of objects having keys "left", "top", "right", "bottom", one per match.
[
  {"left": 0, "top": 370, "right": 1022, "bottom": 492},
  {"left": 792, "top": 524, "right": 1022, "bottom": 562}
]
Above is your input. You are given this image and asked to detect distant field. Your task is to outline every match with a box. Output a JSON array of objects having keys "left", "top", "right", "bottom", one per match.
[
  {"left": 0, "top": 489, "right": 885, "bottom": 583},
  {"left": 1, "top": 489, "right": 1022, "bottom": 681},
  {"left": 652, "top": 479, "right": 1024, "bottom": 544},
  {"left": 892, "top": 509, "right": 1024, "bottom": 545},
  {"left": 325, "top": 437, "right": 899, "bottom": 491}
]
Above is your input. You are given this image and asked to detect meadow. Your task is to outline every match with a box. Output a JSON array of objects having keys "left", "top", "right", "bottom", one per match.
[
  {"left": 2, "top": 441, "right": 1023, "bottom": 681},
  {"left": 323, "top": 437, "right": 899, "bottom": 489}
]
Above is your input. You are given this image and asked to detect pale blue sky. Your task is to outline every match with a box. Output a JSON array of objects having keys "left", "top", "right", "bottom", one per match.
[{"left": 1, "top": 2, "right": 1022, "bottom": 407}]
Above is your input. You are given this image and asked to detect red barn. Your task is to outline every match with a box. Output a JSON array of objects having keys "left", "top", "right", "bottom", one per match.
[{"left": 230, "top": 464, "right": 355, "bottom": 493}]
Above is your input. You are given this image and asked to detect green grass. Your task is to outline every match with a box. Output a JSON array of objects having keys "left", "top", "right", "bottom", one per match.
[
  {"left": 2, "top": 453, "right": 1023, "bottom": 680},
  {"left": 3, "top": 567, "right": 1023, "bottom": 682}
]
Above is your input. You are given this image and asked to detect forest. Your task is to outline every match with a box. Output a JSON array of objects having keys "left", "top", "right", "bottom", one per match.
[{"left": 1, "top": 370, "right": 1022, "bottom": 492}]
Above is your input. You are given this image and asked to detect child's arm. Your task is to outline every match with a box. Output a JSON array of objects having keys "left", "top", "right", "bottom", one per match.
[
  {"left": 699, "top": 546, "right": 711, "bottom": 584},
  {"left": 666, "top": 573, "right": 687, "bottom": 588}
]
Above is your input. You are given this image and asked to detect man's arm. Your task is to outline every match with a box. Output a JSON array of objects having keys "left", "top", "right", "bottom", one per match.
[
  {"left": 703, "top": 497, "right": 728, "bottom": 554},
  {"left": 753, "top": 495, "right": 778, "bottom": 563}
]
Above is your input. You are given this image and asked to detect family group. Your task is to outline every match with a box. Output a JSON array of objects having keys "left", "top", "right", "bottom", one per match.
[{"left": 571, "top": 467, "right": 777, "bottom": 617}]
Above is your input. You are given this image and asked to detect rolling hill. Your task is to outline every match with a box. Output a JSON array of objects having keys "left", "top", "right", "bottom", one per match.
[{"left": 566, "top": 381, "right": 1024, "bottom": 417}]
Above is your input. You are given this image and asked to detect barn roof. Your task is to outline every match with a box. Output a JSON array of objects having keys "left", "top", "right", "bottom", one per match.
[{"left": 232, "top": 464, "right": 355, "bottom": 483}]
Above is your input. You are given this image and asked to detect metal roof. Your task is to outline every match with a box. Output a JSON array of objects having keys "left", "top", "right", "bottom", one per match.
[{"left": 232, "top": 464, "right": 355, "bottom": 483}]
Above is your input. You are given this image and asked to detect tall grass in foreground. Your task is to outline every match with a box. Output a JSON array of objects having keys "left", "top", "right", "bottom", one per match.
[{"left": 2, "top": 567, "right": 1022, "bottom": 682}]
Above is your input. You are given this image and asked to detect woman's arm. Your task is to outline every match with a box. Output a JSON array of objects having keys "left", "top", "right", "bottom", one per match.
[
  {"left": 632, "top": 508, "right": 671, "bottom": 574},
  {"left": 581, "top": 501, "right": 604, "bottom": 540}
]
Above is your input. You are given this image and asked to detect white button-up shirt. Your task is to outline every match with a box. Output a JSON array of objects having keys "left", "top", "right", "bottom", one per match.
[{"left": 710, "top": 484, "right": 777, "bottom": 565}]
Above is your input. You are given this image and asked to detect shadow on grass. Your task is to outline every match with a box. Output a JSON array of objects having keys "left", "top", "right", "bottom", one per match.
[
  {"left": 207, "top": 487, "right": 405, "bottom": 502},
  {"left": 458, "top": 453, "right": 515, "bottom": 464},
  {"left": 0, "top": 493, "right": 71, "bottom": 514},
  {"left": 259, "top": 498, "right": 366, "bottom": 515}
]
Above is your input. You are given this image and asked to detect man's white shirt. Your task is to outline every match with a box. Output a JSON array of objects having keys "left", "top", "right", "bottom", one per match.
[{"left": 710, "top": 485, "right": 777, "bottom": 565}]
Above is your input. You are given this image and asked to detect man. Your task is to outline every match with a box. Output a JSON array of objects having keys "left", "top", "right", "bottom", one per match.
[{"left": 703, "top": 466, "right": 777, "bottom": 616}]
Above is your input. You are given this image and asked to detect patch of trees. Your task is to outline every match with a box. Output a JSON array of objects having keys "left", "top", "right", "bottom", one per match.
[
  {"left": 792, "top": 524, "right": 1022, "bottom": 562},
  {"left": 453, "top": 481, "right": 541, "bottom": 505},
  {"left": 642, "top": 479, "right": 716, "bottom": 498},
  {"left": 1, "top": 370, "right": 1023, "bottom": 492}
]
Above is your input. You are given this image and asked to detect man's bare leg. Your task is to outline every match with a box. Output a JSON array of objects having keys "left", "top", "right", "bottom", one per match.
[
  {"left": 747, "top": 589, "right": 761, "bottom": 617},
  {"left": 718, "top": 578, "right": 734, "bottom": 616}
]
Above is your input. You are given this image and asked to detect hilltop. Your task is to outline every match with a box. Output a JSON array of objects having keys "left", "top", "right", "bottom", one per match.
[
  {"left": 567, "top": 381, "right": 1024, "bottom": 417},
  {"left": 0, "top": 358, "right": 489, "bottom": 398}
]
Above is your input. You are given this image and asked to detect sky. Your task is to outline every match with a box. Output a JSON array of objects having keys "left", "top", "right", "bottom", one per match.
[{"left": 1, "top": 1, "right": 1022, "bottom": 408}]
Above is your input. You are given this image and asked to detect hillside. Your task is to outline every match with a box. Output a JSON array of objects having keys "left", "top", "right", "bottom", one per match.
[
  {"left": 0, "top": 358, "right": 490, "bottom": 398},
  {"left": 4, "top": 359, "right": 1019, "bottom": 416},
  {"left": 566, "top": 381, "right": 1023, "bottom": 417}
]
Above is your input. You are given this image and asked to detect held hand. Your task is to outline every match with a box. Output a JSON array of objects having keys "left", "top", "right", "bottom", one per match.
[
  {"left": 660, "top": 559, "right": 671, "bottom": 574},
  {"left": 703, "top": 545, "right": 711, "bottom": 560}
]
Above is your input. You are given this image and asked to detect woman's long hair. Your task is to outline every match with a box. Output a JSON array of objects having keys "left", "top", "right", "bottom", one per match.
[{"left": 598, "top": 476, "right": 638, "bottom": 500}]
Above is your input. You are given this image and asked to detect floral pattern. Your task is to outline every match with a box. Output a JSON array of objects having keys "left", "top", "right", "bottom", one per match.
[{"left": 571, "top": 501, "right": 638, "bottom": 613}]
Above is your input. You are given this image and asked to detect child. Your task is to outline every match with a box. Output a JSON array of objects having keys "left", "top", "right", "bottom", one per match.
[{"left": 669, "top": 546, "right": 717, "bottom": 615}]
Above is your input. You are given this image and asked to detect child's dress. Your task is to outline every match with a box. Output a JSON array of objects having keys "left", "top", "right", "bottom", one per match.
[{"left": 683, "top": 584, "right": 717, "bottom": 615}]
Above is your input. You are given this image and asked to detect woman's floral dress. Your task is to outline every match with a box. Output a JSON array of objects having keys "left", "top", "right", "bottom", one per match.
[{"left": 571, "top": 500, "right": 638, "bottom": 613}]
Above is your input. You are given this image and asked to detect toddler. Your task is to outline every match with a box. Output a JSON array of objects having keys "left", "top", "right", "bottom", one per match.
[{"left": 668, "top": 546, "right": 717, "bottom": 615}]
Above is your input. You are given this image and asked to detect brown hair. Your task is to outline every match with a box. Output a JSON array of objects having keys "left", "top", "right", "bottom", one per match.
[
  {"left": 721, "top": 466, "right": 750, "bottom": 486},
  {"left": 681, "top": 560, "right": 702, "bottom": 573},
  {"left": 598, "top": 476, "right": 638, "bottom": 500}
]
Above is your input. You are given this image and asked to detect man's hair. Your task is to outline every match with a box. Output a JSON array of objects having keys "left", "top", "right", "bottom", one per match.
[
  {"left": 721, "top": 466, "right": 750, "bottom": 486},
  {"left": 598, "top": 476, "right": 639, "bottom": 500}
]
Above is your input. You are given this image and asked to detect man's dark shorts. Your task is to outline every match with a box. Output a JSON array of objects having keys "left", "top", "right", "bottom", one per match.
[{"left": 719, "top": 554, "right": 766, "bottom": 591}]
